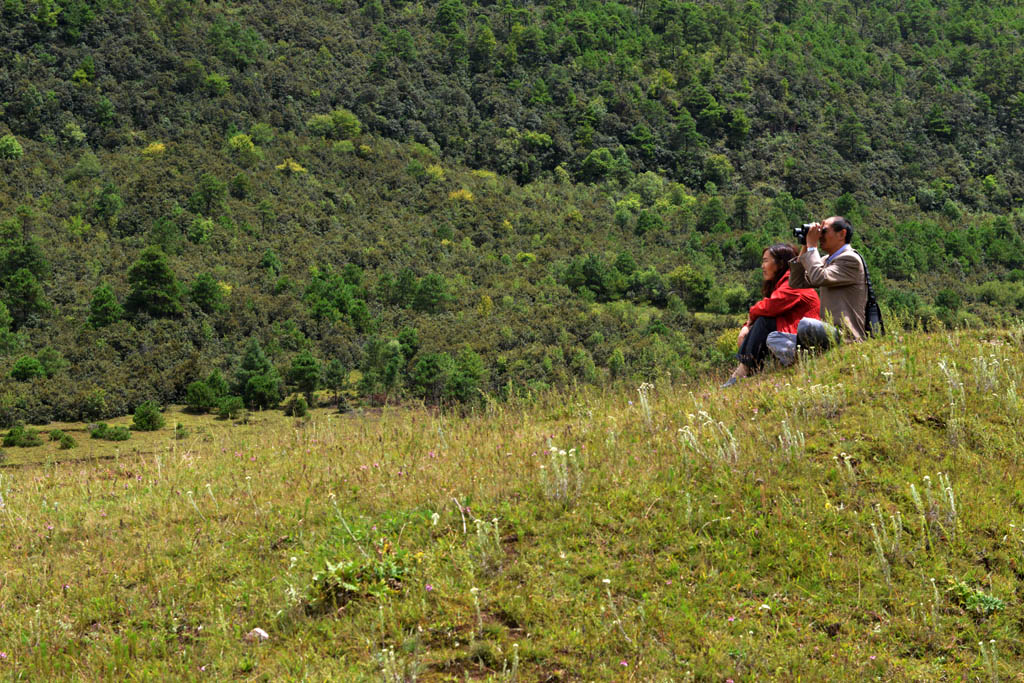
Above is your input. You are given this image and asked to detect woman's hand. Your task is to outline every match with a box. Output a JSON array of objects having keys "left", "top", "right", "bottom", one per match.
[{"left": 737, "top": 323, "right": 750, "bottom": 347}]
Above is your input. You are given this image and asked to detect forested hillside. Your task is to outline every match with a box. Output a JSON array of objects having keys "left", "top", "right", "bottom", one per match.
[{"left": 1, "top": 0, "right": 1024, "bottom": 423}]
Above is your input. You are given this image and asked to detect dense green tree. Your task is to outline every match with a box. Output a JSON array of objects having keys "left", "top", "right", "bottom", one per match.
[
  {"left": 206, "top": 369, "right": 230, "bottom": 398},
  {"left": 189, "top": 273, "right": 224, "bottom": 314},
  {"left": 0, "top": 134, "right": 23, "bottom": 160},
  {"left": 288, "top": 349, "right": 321, "bottom": 403},
  {"left": 10, "top": 356, "right": 45, "bottom": 381},
  {"left": 132, "top": 400, "right": 165, "bottom": 431},
  {"left": 0, "top": 301, "right": 18, "bottom": 353},
  {"left": 0, "top": 238, "right": 48, "bottom": 282},
  {"left": 3, "top": 268, "right": 48, "bottom": 328},
  {"left": 470, "top": 22, "right": 496, "bottom": 68},
  {"left": 88, "top": 283, "right": 123, "bottom": 327},
  {"left": 323, "top": 358, "right": 348, "bottom": 408},
  {"left": 93, "top": 183, "right": 123, "bottom": 229},
  {"left": 413, "top": 273, "right": 450, "bottom": 313},
  {"left": 411, "top": 352, "right": 454, "bottom": 403},
  {"left": 36, "top": 347, "right": 67, "bottom": 377},
  {"left": 448, "top": 347, "right": 487, "bottom": 403},
  {"left": 2, "top": 0, "right": 1024, "bottom": 423},
  {"left": 190, "top": 173, "right": 227, "bottom": 216},
  {"left": 185, "top": 381, "right": 217, "bottom": 413},
  {"left": 234, "top": 338, "right": 281, "bottom": 409},
  {"left": 126, "top": 247, "right": 183, "bottom": 318}
]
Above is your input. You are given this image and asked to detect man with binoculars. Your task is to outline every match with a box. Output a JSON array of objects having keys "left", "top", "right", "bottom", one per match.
[{"left": 765, "top": 215, "right": 869, "bottom": 365}]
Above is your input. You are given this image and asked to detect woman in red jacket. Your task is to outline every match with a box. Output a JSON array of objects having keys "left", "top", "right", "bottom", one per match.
[{"left": 722, "top": 244, "right": 820, "bottom": 387}]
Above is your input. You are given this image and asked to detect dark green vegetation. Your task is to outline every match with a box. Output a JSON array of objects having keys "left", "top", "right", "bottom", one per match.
[{"left": 2, "top": 0, "right": 1024, "bottom": 422}]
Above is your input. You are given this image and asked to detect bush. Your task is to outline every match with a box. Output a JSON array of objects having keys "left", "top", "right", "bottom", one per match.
[
  {"left": 10, "top": 356, "right": 46, "bottom": 381},
  {"left": 132, "top": 400, "right": 165, "bottom": 431},
  {"left": 306, "top": 108, "right": 362, "bottom": 140},
  {"left": 3, "top": 424, "right": 43, "bottom": 447},
  {"left": 203, "top": 73, "right": 230, "bottom": 96},
  {"left": 217, "top": 395, "right": 245, "bottom": 420},
  {"left": 206, "top": 369, "right": 230, "bottom": 398},
  {"left": 0, "top": 134, "right": 23, "bottom": 160},
  {"left": 91, "top": 423, "right": 131, "bottom": 441},
  {"left": 185, "top": 381, "right": 218, "bottom": 413},
  {"left": 285, "top": 396, "right": 309, "bottom": 417},
  {"left": 59, "top": 432, "right": 76, "bottom": 449}
]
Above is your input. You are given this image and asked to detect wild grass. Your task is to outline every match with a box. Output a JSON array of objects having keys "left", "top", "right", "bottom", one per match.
[{"left": 0, "top": 327, "right": 1023, "bottom": 679}]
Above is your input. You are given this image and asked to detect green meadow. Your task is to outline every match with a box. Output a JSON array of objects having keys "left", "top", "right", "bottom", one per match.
[{"left": 2, "top": 326, "right": 1023, "bottom": 680}]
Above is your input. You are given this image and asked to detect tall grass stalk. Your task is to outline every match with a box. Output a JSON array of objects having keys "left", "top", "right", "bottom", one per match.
[
  {"left": 938, "top": 359, "right": 966, "bottom": 445},
  {"left": 637, "top": 382, "right": 654, "bottom": 430},
  {"left": 980, "top": 639, "right": 998, "bottom": 682},
  {"left": 777, "top": 420, "right": 804, "bottom": 460}
]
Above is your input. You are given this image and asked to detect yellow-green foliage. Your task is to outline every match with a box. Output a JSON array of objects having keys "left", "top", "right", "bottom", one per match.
[
  {"left": 448, "top": 188, "right": 473, "bottom": 202},
  {"left": 275, "top": 158, "right": 307, "bottom": 174},
  {"left": 227, "top": 133, "right": 260, "bottom": 165},
  {"left": 2, "top": 330, "right": 1021, "bottom": 678},
  {"left": 141, "top": 141, "right": 166, "bottom": 155},
  {"left": 425, "top": 163, "right": 445, "bottom": 182}
]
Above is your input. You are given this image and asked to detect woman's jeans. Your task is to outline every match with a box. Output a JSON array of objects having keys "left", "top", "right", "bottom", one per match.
[{"left": 737, "top": 316, "right": 776, "bottom": 371}]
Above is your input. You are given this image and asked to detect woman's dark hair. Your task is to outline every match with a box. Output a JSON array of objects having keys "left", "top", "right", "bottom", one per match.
[{"left": 762, "top": 243, "right": 798, "bottom": 297}]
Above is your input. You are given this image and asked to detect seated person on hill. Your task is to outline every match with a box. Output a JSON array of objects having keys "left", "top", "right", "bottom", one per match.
[
  {"left": 766, "top": 216, "right": 868, "bottom": 366},
  {"left": 722, "top": 244, "right": 821, "bottom": 388}
]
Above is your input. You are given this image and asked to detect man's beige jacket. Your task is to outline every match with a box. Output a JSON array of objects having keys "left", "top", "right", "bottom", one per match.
[{"left": 789, "top": 247, "right": 868, "bottom": 342}]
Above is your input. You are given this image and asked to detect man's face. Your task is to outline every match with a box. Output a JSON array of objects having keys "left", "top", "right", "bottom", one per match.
[{"left": 820, "top": 217, "right": 846, "bottom": 254}]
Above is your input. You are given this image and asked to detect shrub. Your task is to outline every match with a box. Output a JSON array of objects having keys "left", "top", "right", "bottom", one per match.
[
  {"left": 174, "top": 423, "right": 189, "bottom": 440},
  {"left": 132, "top": 400, "right": 165, "bottom": 431},
  {"left": 59, "top": 432, "right": 76, "bottom": 449},
  {"left": 91, "top": 424, "right": 131, "bottom": 441},
  {"left": 10, "top": 356, "right": 46, "bottom": 381},
  {"left": 306, "top": 554, "right": 406, "bottom": 613},
  {"left": 203, "top": 73, "right": 230, "bottom": 96},
  {"left": 185, "top": 381, "right": 218, "bottom": 413},
  {"left": 88, "top": 283, "right": 123, "bottom": 327},
  {"left": 217, "top": 395, "right": 245, "bottom": 420},
  {"left": 331, "top": 108, "right": 362, "bottom": 138},
  {"left": 285, "top": 396, "right": 309, "bottom": 417},
  {"left": 37, "top": 347, "right": 68, "bottom": 377},
  {"left": 306, "top": 113, "right": 335, "bottom": 137},
  {"left": 0, "top": 134, "right": 24, "bottom": 160},
  {"left": 206, "top": 369, "right": 230, "bottom": 398},
  {"left": 3, "top": 424, "right": 42, "bottom": 447},
  {"left": 306, "top": 109, "right": 361, "bottom": 140},
  {"left": 227, "top": 133, "right": 260, "bottom": 165}
]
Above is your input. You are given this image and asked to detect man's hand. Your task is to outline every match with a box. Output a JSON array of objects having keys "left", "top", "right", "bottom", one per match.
[
  {"left": 804, "top": 222, "right": 822, "bottom": 250},
  {"left": 738, "top": 324, "right": 750, "bottom": 347}
]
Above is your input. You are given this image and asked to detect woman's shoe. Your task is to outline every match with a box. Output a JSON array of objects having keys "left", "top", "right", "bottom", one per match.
[{"left": 720, "top": 376, "right": 739, "bottom": 388}]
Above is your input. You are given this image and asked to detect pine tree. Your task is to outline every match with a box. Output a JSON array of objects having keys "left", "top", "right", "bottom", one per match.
[
  {"left": 234, "top": 338, "right": 281, "bottom": 409},
  {"left": 88, "top": 283, "right": 123, "bottom": 327},
  {"left": 3, "top": 268, "right": 49, "bottom": 328},
  {"left": 288, "top": 349, "right": 321, "bottom": 403},
  {"left": 126, "top": 247, "right": 183, "bottom": 318}
]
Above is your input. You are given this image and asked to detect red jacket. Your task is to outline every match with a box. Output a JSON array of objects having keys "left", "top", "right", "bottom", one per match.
[{"left": 747, "top": 270, "right": 820, "bottom": 334}]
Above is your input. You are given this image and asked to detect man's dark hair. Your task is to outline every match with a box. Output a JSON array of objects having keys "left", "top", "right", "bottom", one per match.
[{"left": 832, "top": 216, "right": 853, "bottom": 244}]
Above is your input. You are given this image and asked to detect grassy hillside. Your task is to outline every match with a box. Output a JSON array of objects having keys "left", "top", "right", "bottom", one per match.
[{"left": 2, "top": 327, "right": 1023, "bottom": 679}]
